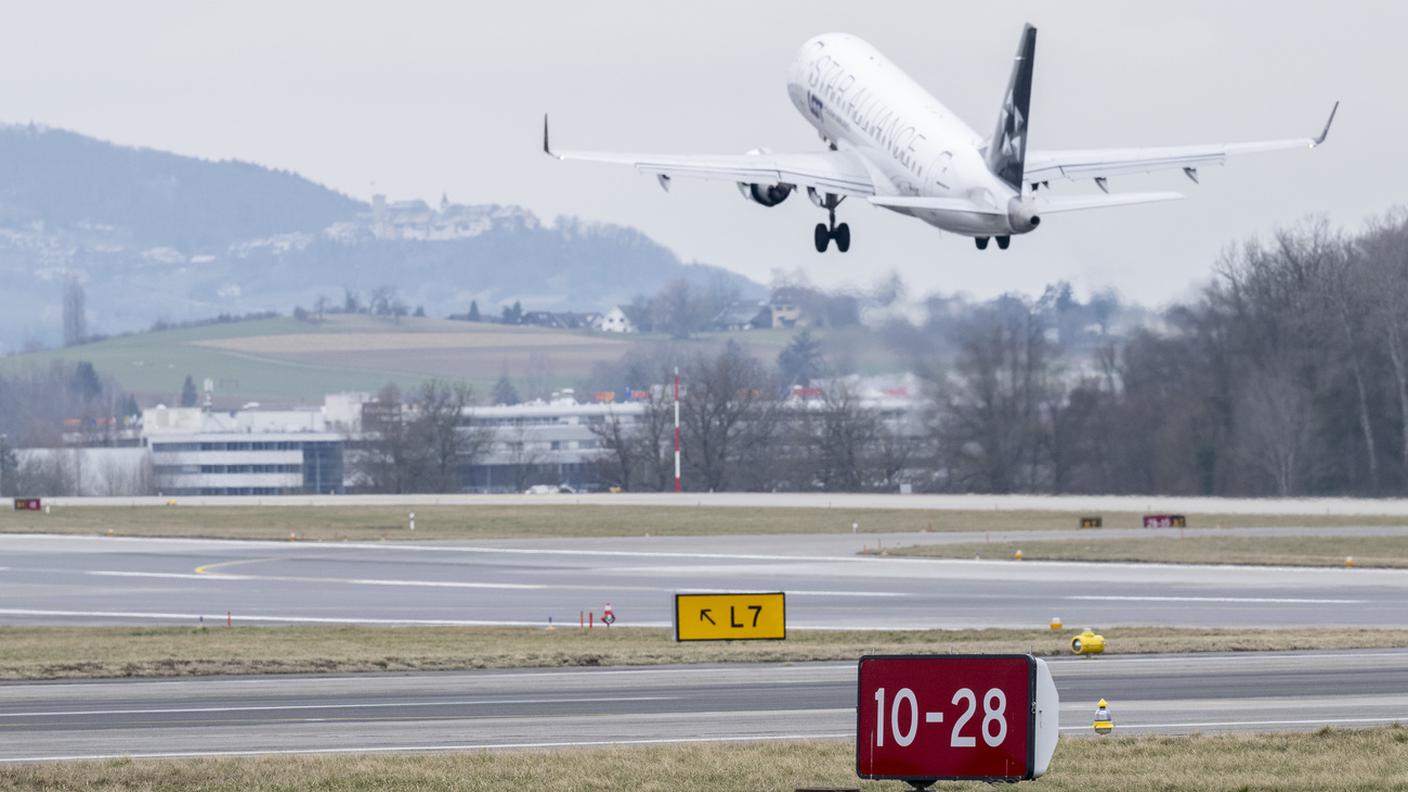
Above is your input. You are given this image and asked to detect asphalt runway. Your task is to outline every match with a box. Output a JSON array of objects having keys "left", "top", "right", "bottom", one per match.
[
  {"left": 2, "top": 532, "right": 1407, "bottom": 629},
  {"left": 2, "top": 650, "right": 1405, "bottom": 762},
  {"left": 44, "top": 491, "right": 1408, "bottom": 517}
]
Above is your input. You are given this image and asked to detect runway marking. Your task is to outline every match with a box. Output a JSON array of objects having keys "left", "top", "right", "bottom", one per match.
[
  {"left": 12, "top": 532, "right": 1408, "bottom": 576},
  {"left": 0, "top": 696, "right": 675, "bottom": 719},
  {"left": 1058, "top": 716, "right": 1407, "bottom": 731},
  {"left": 90, "top": 571, "right": 245, "bottom": 581},
  {"left": 193, "top": 557, "right": 277, "bottom": 575},
  {"left": 0, "top": 731, "right": 856, "bottom": 764},
  {"left": 1068, "top": 595, "right": 1368, "bottom": 605},
  {"left": 78, "top": 568, "right": 908, "bottom": 599},
  {"left": 205, "top": 572, "right": 544, "bottom": 590},
  {"left": 0, "top": 608, "right": 661, "bottom": 627}
]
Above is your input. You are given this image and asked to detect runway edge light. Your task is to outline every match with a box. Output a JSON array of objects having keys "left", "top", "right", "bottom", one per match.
[{"left": 1093, "top": 698, "right": 1114, "bottom": 734}]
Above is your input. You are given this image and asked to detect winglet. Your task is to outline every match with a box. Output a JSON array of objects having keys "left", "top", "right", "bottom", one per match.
[
  {"left": 543, "top": 114, "right": 558, "bottom": 158},
  {"left": 1312, "top": 101, "right": 1339, "bottom": 147}
]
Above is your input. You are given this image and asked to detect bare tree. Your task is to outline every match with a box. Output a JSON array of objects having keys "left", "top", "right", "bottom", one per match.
[
  {"left": 1361, "top": 210, "right": 1408, "bottom": 490},
  {"left": 1236, "top": 365, "right": 1314, "bottom": 495},
  {"left": 414, "top": 381, "right": 491, "bottom": 493},
  {"left": 501, "top": 424, "right": 544, "bottom": 491},
  {"left": 352, "top": 381, "right": 490, "bottom": 493},
  {"left": 588, "top": 409, "right": 637, "bottom": 491},
  {"left": 933, "top": 297, "right": 1055, "bottom": 493},
  {"left": 62, "top": 277, "right": 87, "bottom": 347},
  {"left": 796, "top": 381, "right": 879, "bottom": 491},
  {"left": 681, "top": 342, "right": 775, "bottom": 491}
]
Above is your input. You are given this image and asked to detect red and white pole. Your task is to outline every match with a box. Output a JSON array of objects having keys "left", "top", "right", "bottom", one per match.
[{"left": 673, "top": 367, "right": 682, "bottom": 492}]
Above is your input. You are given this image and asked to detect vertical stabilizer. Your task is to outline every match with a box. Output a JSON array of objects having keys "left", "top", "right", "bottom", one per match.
[{"left": 986, "top": 24, "right": 1037, "bottom": 191}]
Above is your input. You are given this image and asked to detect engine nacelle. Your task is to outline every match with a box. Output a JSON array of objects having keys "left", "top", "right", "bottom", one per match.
[
  {"left": 735, "top": 147, "right": 793, "bottom": 207},
  {"left": 1007, "top": 197, "right": 1042, "bottom": 234},
  {"left": 737, "top": 181, "right": 793, "bottom": 207}
]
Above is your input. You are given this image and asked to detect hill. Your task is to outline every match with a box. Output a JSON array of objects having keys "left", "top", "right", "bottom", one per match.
[
  {"left": 0, "top": 124, "right": 762, "bottom": 351},
  {"left": 0, "top": 314, "right": 903, "bottom": 406}
]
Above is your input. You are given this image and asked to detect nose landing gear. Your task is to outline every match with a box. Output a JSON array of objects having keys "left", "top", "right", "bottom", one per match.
[{"left": 809, "top": 189, "right": 850, "bottom": 253}]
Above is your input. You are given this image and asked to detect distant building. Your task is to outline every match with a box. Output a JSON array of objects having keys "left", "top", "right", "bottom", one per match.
[
  {"left": 521, "top": 310, "right": 567, "bottom": 329},
  {"left": 140, "top": 393, "right": 369, "bottom": 496},
  {"left": 366, "top": 193, "right": 534, "bottom": 241},
  {"left": 713, "top": 300, "right": 769, "bottom": 331},
  {"left": 596, "top": 306, "right": 638, "bottom": 333}
]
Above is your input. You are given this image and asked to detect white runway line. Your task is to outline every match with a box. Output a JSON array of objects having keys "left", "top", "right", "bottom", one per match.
[
  {"left": 0, "top": 607, "right": 940, "bottom": 631},
  {"left": 1058, "top": 716, "right": 1408, "bottom": 731},
  {"left": 0, "top": 696, "right": 676, "bottom": 719},
  {"left": 9, "top": 532, "right": 1408, "bottom": 577},
  {"left": 72, "top": 569, "right": 909, "bottom": 599},
  {"left": 0, "top": 731, "right": 857, "bottom": 764},
  {"left": 0, "top": 608, "right": 647, "bottom": 627},
  {"left": 1068, "top": 595, "right": 1368, "bottom": 605}
]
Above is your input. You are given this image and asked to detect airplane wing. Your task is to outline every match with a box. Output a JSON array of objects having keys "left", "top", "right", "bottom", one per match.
[
  {"left": 542, "top": 115, "right": 876, "bottom": 197},
  {"left": 1023, "top": 102, "right": 1338, "bottom": 184}
]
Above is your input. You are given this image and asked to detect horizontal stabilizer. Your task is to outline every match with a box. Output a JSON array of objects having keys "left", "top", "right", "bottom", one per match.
[
  {"left": 1032, "top": 192, "right": 1183, "bottom": 213},
  {"left": 868, "top": 195, "right": 1004, "bottom": 215},
  {"left": 869, "top": 191, "right": 1181, "bottom": 216}
]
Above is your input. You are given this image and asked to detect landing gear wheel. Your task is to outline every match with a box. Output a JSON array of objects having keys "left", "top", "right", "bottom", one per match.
[
  {"left": 975, "top": 236, "right": 990, "bottom": 251},
  {"left": 834, "top": 223, "right": 851, "bottom": 253},
  {"left": 996, "top": 235, "right": 1011, "bottom": 250},
  {"left": 814, "top": 223, "right": 830, "bottom": 253}
]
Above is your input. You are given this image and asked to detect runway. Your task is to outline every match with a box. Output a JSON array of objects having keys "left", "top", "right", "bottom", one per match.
[
  {"left": 3, "top": 531, "right": 1407, "bottom": 629},
  {"left": 44, "top": 491, "right": 1408, "bottom": 517},
  {"left": 2, "top": 650, "right": 1405, "bottom": 762}
]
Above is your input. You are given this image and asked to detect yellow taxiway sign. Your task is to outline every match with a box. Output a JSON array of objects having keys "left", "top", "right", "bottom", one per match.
[{"left": 674, "top": 592, "right": 786, "bottom": 641}]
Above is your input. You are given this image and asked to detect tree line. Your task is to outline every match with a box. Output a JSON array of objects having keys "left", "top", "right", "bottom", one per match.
[{"left": 587, "top": 213, "right": 1408, "bottom": 497}]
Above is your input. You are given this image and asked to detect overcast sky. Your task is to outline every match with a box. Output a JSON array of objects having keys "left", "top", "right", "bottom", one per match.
[{"left": 3, "top": 2, "right": 1401, "bottom": 307}]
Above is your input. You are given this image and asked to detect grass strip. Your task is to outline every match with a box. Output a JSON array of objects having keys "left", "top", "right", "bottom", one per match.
[
  {"left": 3, "top": 625, "right": 1407, "bottom": 680},
  {"left": 2, "top": 728, "right": 1407, "bottom": 790},
  {"left": 3, "top": 505, "right": 1405, "bottom": 541},
  {"left": 875, "top": 535, "right": 1408, "bottom": 568}
]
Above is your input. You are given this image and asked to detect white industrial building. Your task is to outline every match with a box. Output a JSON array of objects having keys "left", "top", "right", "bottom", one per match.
[
  {"left": 142, "top": 393, "right": 366, "bottom": 496},
  {"left": 11, "top": 377, "right": 926, "bottom": 496},
  {"left": 461, "top": 398, "right": 644, "bottom": 491}
]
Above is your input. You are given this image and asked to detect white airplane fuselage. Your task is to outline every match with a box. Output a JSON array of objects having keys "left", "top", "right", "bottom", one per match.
[{"left": 786, "top": 33, "right": 1025, "bottom": 236}]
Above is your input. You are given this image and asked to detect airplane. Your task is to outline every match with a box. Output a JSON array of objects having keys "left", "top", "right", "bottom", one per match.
[{"left": 544, "top": 24, "right": 1338, "bottom": 253}]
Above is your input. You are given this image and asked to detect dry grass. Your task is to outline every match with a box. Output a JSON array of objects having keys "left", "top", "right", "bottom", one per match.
[
  {"left": 879, "top": 535, "right": 1408, "bottom": 568},
  {"left": 4, "top": 624, "right": 1408, "bottom": 680},
  {"left": 3, "top": 728, "right": 1407, "bottom": 791},
  {"left": 4, "top": 504, "right": 1405, "bottom": 542}
]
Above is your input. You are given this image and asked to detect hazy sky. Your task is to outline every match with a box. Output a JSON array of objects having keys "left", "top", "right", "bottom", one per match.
[{"left": 3, "top": 2, "right": 1401, "bottom": 306}]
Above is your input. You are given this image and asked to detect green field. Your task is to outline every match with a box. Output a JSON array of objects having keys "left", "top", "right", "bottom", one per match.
[
  {"left": 3, "top": 728, "right": 1406, "bottom": 791},
  {"left": 6, "top": 504, "right": 1407, "bottom": 542},
  {"left": 878, "top": 535, "right": 1408, "bottom": 568},
  {"left": 0, "top": 315, "right": 902, "bottom": 405},
  {"left": 4, "top": 624, "right": 1406, "bottom": 680}
]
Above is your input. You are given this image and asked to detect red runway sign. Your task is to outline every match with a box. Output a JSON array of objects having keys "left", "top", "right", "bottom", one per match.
[{"left": 857, "top": 654, "right": 1057, "bottom": 783}]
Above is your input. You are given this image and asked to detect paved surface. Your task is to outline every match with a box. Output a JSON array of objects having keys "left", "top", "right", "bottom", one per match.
[
  {"left": 3, "top": 532, "right": 1407, "bottom": 629},
  {"left": 2, "top": 650, "right": 1405, "bottom": 762},
  {"left": 38, "top": 491, "right": 1408, "bottom": 516}
]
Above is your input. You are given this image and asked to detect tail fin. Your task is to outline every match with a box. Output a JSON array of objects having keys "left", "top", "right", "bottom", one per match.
[{"left": 986, "top": 23, "right": 1037, "bottom": 191}]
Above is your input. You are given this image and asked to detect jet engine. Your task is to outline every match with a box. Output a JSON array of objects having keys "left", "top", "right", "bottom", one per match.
[
  {"left": 1007, "top": 197, "right": 1042, "bottom": 234},
  {"left": 737, "top": 181, "right": 793, "bottom": 206},
  {"left": 735, "top": 147, "right": 793, "bottom": 207}
]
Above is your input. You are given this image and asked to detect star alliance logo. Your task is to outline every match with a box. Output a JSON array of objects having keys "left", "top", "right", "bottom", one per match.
[
  {"left": 808, "top": 92, "right": 824, "bottom": 120},
  {"left": 1000, "top": 88, "right": 1025, "bottom": 159}
]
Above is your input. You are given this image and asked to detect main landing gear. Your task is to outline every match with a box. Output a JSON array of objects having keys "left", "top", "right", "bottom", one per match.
[
  {"left": 974, "top": 235, "right": 1011, "bottom": 251},
  {"left": 811, "top": 191, "right": 850, "bottom": 253}
]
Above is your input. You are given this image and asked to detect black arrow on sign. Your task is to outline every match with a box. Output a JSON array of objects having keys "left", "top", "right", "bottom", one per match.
[{"left": 699, "top": 609, "right": 716, "bottom": 625}]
